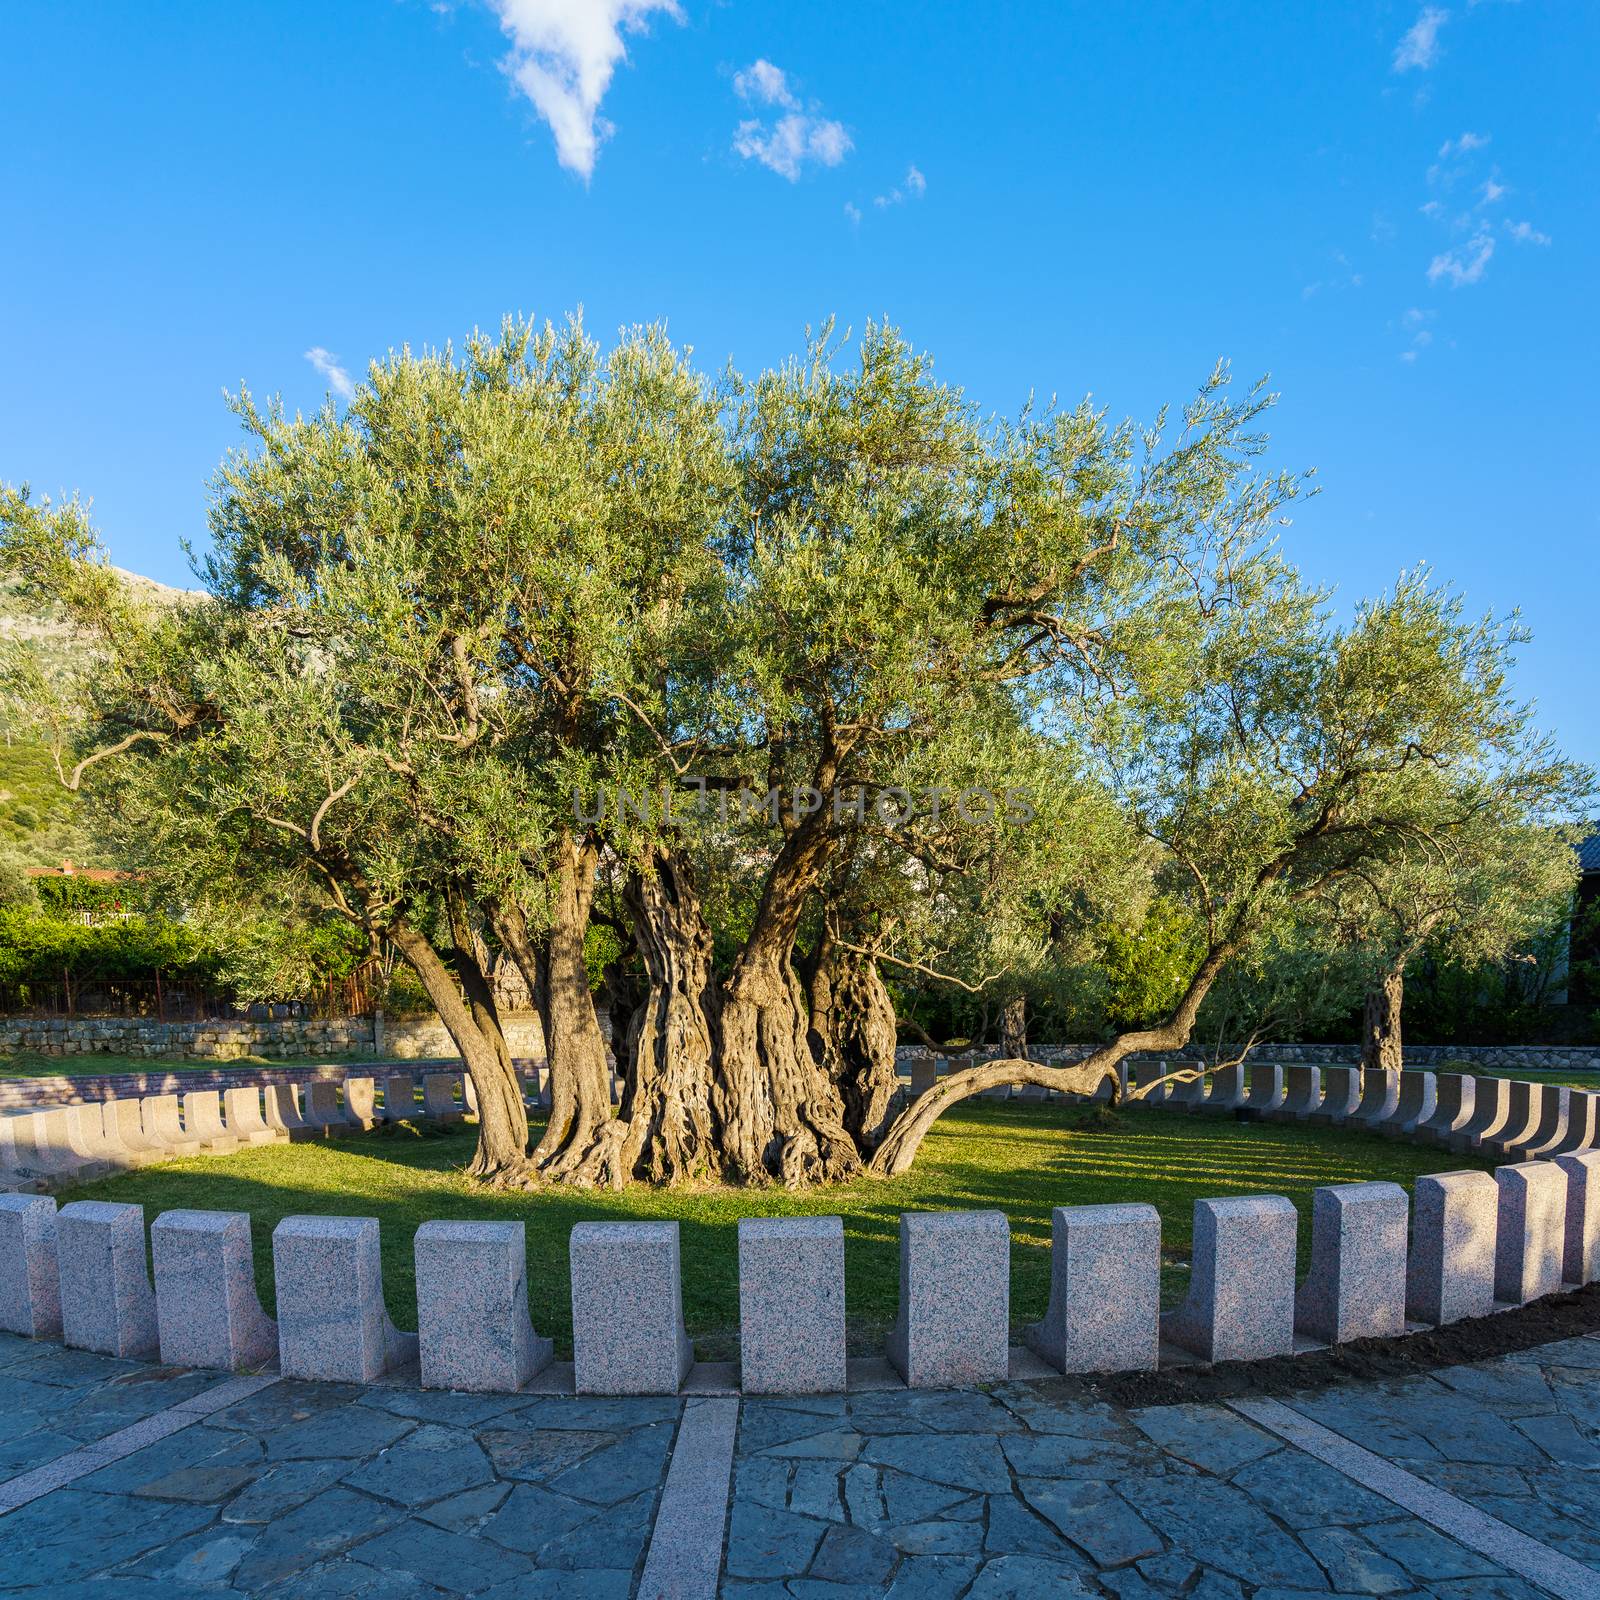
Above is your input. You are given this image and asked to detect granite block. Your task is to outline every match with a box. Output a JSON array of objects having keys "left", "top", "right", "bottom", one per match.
[
  {"left": 57, "top": 1200, "right": 159, "bottom": 1358},
  {"left": 1546, "top": 1091, "right": 1600, "bottom": 1158},
  {"left": 1308, "top": 1066, "right": 1361, "bottom": 1125},
  {"left": 1293, "top": 1182, "right": 1408, "bottom": 1343},
  {"left": 570, "top": 1221, "right": 693, "bottom": 1395},
  {"left": 1352, "top": 1067, "right": 1400, "bottom": 1129},
  {"left": 1269, "top": 1065, "right": 1322, "bottom": 1122},
  {"left": 263, "top": 1083, "right": 312, "bottom": 1141},
  {"left": 422, "top": 1074, "right": 463, "bottom": 1124},
  {"left": 1415, "top": 1073, "right": 1475, "bottom": 1146},
  {"left": 14, "top": 1109, "right": 108, "bottom": 1181},
  {"left": 1406, "top": 1169, "right": 1498, "bottom": 1324},
  {"left": 1505, "top": 1085, "right": 1571, "bottom": 1160},
  {"left": 1132, "top": 1060, "right": 1169, "bottom": 1106},
  {"left": 0, "top": 1193, "right": 61, "bottom": 1337},
  {"left": 303, "top": 1081, "right": 358, "bottom": 1138},
  {"left": 1483, "top": 1080, "right": 1542, "bottom": 1156},
  {"left": 1024, "top": 1202, "right": 1159, "bottom": 1373},
  {"left": 102, "top": 1096, "right": 170, "bottom": 1161},
  {"left": 1161, "top": 1195, "right": 1297, "bottom": 1361},
  {"left": 344, "top": 1077, "right": 378, "bottom": 1130},
  {"left": 1198, "top": 1064, "right": 1245, "bottom": 1114},
  {"left": 223, "top": 1086, "right": 282, "bottom": 1146},
  {"left": 738, "top": 1215, "right": 847, "bottom": 1394},
  {"left": 1494, "top": 1160, "right": 1566, "bottom": 1304},
  {"left": 1242, "top": 1063, "right": 1284, "bottom": 1113},
  {"left": 382, "top": 1074, "right": 418, "bottom": 1122},
  {"left": 910, "top": 1061, "right": 939, "bottom": 1101},
  {"left": 416, "top": 1219, "right": 551, "bottom": 1392},
  {"left": 1554, "top": 1151, "right": 1600, "bottom": 1286},
  {"left": 64, "top": 1103, "right": 128, "bottom": 1170},
  {"left": 272, "top": 1215, "right": 417, "bottom": 1381},
  {"left": 181, "top": 1091, "right": 239, "bottom": 1155},
  {"left": 1449, "top": 1074, "right": 1512, "bottom": 1153},
  {"left": 152, "top": 1209, "right": 278, "bottom": 1370},
  {"left": 886, "top": 1210, "right": 1010, "bottom": 1387},
  {"left": 142, "top": 1094, "right": 204, "bottom": 1155},
  {"left": 1381, "top": 1071, "right": 1437, "bottom": 1139}
]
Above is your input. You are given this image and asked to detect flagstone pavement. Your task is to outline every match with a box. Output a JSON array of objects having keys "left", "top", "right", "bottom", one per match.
[{"left": 2, "top": 1326, "right": 1600, "bottom": 1598}]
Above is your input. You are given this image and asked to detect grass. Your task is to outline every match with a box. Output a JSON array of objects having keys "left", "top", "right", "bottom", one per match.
[
  {"left": 1444, "top": 1064, "right": 1600, "bottom": 1091},
  {"left": 61, "top": 1100, "right": 1494, "bottom": 1361},
  {"left": 0, "top": 1050, "right": 384, "bottom": 1080}
]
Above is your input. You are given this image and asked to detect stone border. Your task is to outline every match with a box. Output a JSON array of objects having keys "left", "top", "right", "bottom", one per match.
[{"left": 0, "top": 1061, "right": 1597, "bottom": 1398}]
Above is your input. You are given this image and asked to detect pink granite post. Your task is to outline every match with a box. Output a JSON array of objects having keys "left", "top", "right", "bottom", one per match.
[
  {"left": 416, "top": 1220, "right": 551, "bottom": 1392},
  {"left": 57, "top": 1200, "right": 159, "bottom": 1359},
  {"left": 272, "top": 1215, "right": 418, "bottom": 1381},
  {"left": 1162, "top": 1195, "right": 1297, "bottom": 1362},
  {"left": 886, "top": 1210, "right": 1010, "bottom": 1387},
  {"left": 0, "top": 1193, "right": 61, "bottom": 1338},
  {"left": 1406, "top": 1169, "right": 1498, "bottom": 1325},
  {"left": 1554, "top": 1151, "right": 1600, "bottom": 1287},
  {"left": 1294, "top": 1182, "right": 1408, "bottom": 1343},
  {"left": 738, "top": 1216, "right": 847, "bottom": 1395},
  {"left": 1494, "top": 1161, "right": 1566, "bottom": 1305},
  {"left": 152, "top": 1209, "right": 278, "bottom": 1371},
  {"left": 1025, "top": 1202, "right": 1159, "bottom": 1373}
]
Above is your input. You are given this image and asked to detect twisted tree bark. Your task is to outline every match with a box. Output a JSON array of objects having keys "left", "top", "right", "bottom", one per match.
[{"left": 809, "top": 929, "right": 900, "bottom": 1153}]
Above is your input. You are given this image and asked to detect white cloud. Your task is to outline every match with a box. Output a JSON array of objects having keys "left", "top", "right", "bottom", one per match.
[
  {"left": 1427, "top": 227, "right": 1495, "bottom": 286},
  {"left": 1438, "top": 131, "right": 1489, "bottom": 159},
  {"left": 730, "top": 61, "right": 851, "bottom": 181},
  {"left": 733, "top": 58, "right": 797, "bottom": 109},
  {"left": 1506, "top": 218, "right": 1552, "bottom": 245},
  {"left": 1479, "top": 176, "right": 1508, "bottom": 204},
  {"left": 487, "top": 0, "right": 683, "bottom": 181},
  {"left": 843, "top": 201, "right": 862, "bottom": 225},
  {"left": 304, "top": 347, "right": 355, "bottom": 399},
  {"left": 873, "top": 164, "right": 928, "bottom": 208},
  {"left": 1394, "top": 6, "right": 1449, "bottom": 71}
]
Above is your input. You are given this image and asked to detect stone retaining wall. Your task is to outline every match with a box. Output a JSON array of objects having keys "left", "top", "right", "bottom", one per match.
[{"left": 0, "top": 1011, "right": 547, "bottom": 1062}]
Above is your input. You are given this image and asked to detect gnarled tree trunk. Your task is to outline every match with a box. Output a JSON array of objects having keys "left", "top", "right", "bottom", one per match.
[
  {"left": 388, "top": 916, "right": 530, "bottom": 1184},
  {"left": 491, "top": 835, "right": 614, "bottom": 1179},
  {"left": 564, "top": 844, "right": 722, "bottom": 1185},
  {"left": 1001, "top": 993, "right": 1028, "bottom": 1060},
  {"left": 1362, "top": 960, "right": 1405, "bottom": 1074},
  {"left": 809, "top": 928, "right": 900, "bottom": 1153}
]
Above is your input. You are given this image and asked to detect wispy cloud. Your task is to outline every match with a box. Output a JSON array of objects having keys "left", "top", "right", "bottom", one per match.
[
  {"left": 1506, "top": 219, "right": 1552, "bottom": 246},
  {"left": 843, "top": 201, "right": 862, "bottom": 226},
  {"left": 1438, "top": 130, "right": 1489, "bottom": 159},
  {"left": 305, "top": 347, "right": 355, "bottom": 399},
  {"left": 1398, "top": 307, "right": 1436, "bottom": 362},
  {"left": 487, "top": 0, "right": 683, "bottom": 181},
  {"left": 1394, "top": 6, "right": 1449, "bottom": 71},
  {"left": 731, "top": 59, "right": 851, "bottom": 181},
  {"left": 733, "top": 58, "right": 796, "bottom": 109},
  {"left": 1478, "top": 176, "right": 1508, "bottom": 205},
  {"left": 1427, "top": 228, "right": 1495, "bottom": 286},
  {"left": 874, "top": 164, "right": 927, "bottom": 208}
]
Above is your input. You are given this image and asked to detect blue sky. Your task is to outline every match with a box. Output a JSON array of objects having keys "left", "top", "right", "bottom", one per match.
[{"left": 3, "top": 2, "right": 1596, "bottom": 764}]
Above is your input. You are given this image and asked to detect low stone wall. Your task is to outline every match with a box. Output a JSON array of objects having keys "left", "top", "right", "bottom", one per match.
[{"left": 0, "top": 1011, "right": 548, "bottom": 1062}]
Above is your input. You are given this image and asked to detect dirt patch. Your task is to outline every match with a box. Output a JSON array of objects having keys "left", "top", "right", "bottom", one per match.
[{"left": 1053, "top": 1282, "right": 1600, "bottom": 1409}]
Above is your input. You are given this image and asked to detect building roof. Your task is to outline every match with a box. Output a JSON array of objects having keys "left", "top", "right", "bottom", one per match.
[{"left": 1580, "top": 830, "right": 1600, "bottom": 877}]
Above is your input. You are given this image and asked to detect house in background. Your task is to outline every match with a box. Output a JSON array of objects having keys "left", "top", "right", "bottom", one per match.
[{"left": 1573, "top": 830, "right": 1600, "bottom": 1008}]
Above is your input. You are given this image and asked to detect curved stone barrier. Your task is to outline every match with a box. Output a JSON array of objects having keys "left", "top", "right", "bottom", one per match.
[
  {"left": 0, "top": 1071, "right": 477, "bottom": 1192},
  {"left": 0, "top": 1142, "right": 1595, "bottom": 1398}
]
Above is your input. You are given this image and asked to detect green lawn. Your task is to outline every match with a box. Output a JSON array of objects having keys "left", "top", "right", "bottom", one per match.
[
  {"left": 61, "top": 1100, "right": 1494, "bottom": 1361},
  {"left": 1442, "top": 1064, "right": 1600, "bottom": 1091}
]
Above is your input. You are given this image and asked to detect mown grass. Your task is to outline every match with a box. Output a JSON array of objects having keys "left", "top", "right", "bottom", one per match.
[{"left": 62, "top": 1100, "right": 1495, "bottom": 1361}]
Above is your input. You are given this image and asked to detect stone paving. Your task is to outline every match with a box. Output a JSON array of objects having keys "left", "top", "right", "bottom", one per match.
[{"left": 4, "top": 1327, "right": 1600, "bottom": 1597}]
